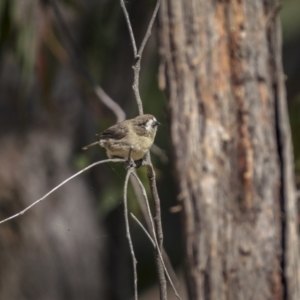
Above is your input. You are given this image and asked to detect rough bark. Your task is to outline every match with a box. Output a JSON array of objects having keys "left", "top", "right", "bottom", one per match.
[{"left": 158, "top": 0, "right": 300, "bottom": 299}]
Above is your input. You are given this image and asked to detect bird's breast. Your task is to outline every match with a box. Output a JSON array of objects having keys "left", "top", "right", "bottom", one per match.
[{"left": 99, "top": 135, "right": 154, "bottom": 160}]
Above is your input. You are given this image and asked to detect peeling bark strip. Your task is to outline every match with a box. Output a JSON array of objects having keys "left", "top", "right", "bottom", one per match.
[{"left": 159, "top": 0, "right": 300, "bottom": 299}]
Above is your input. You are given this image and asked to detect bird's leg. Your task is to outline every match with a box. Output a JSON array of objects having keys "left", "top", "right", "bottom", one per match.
[{"left": 126, "top": 146, "right": 136, "bottom": 170}]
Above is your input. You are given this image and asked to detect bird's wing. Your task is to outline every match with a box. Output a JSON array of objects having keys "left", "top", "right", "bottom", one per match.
[{"left": 99, "top": 123, "right": 129, "bottom": 140}]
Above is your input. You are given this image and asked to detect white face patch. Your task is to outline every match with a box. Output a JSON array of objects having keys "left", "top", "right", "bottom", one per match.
[{"left": 145, "top": 118, "right": 157, "bottom": 131}]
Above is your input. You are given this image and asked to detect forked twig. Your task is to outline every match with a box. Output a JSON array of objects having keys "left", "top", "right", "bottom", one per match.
[
  {"left": 131, "top": 214, "right": 181, "bottom": 300},
  {"left": 131, "top": 213, "right": 155, "bottom": 246},
  {"left": 0, "top": 158, "right": 125, "bottom": 225},
  {"left": 123, "top": 169, "right": 138, "bottom": 300},
  {"left": 130, "top": 172, "right": 179, "bottom": 288},
  {"left": 144, "top": 157, "right": 167, "bottom": 299},
  {"left": 120, "top": 0, "right": 162, "bottom": 115},
  {"left": 119, "top": 0, "right": 167, "bottom": 298},
  {"left": 133, "top": 0, "right": 162, "bottom": 115},
  {"left": 130, "top": 173, "right": 182, "bottom": 299}
]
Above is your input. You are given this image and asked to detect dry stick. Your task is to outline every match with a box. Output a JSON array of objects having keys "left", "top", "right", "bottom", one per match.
[
  {"left": 50, "top": 0, "right": 166, "bottom": 155},
  {"left": 119, "top": 0, "right": 137, "bottom": 57},
  {"left": 119, "top": 0, "right": 167, "bottom": 298},
  {"left": 137, "top": 0, "right": 162, "bottom": 58},
  {"left": 130, "top": 173, "right": 182, "bottom": 300},
  {"left": 93, "top": 85, "right": 126, "bottom": 122},
  {"left": 130, "top": 171, "right": 151, "bottom": 226},
  {"left": 133, "top": 0, "right": 162, "bottom": 115},
  {"left": 145, "top": 157, "right": 167, "bottom": 300},
  {"left": 131, "top": 213, "right": 155, "bottom": 246},
  {"left": 131, "top": 214, "right": 182, "bottom": 300},
  {"left": 49, "top": 0, "right": 125, "bottom": 122},
  {"left": 130, "top": 172, "right": 179, "bottom": 288},
  {"left": 51, "top": 0, "right": 167, "bottom": 267},
  {"left": 151, "top": 144, "right": 169, "bottom": 164},
  {"left": 0, "top": 158, "right": 125, "bottom": 225},
  {"left": 123, "top": 169, "right": 138, "bottom": 300}
]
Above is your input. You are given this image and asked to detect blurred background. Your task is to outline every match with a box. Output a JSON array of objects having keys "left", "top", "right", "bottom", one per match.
[{"left": 0, "top": 0, "right": 299, "bottom": 299}]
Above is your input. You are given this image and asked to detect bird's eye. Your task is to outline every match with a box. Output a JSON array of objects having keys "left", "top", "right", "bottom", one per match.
[{"left": 139, "top": 122, "right": 146, "bottom": 127}]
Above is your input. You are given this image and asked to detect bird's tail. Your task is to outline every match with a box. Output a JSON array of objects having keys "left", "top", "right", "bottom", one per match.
[{"left": 82, "top": 141, "right": 99, "bottom": 150}]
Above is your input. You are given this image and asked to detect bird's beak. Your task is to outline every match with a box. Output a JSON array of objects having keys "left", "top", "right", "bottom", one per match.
[{"left": 154, "top": 120, "right": 160, "bottom": 127}]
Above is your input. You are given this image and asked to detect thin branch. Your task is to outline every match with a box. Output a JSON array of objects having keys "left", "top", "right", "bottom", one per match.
[
  {"left": 131, "top": 213, "right": 155, "bottom": 246},
  {"left": 119, "top": 0, "right": 137, "bottom": 57},
  {"left": 49, "top": 0, "right": 125, "bottom": 122},
  {"left": 123, "top": 169, "right": 138, "bottom": 300},
  {"left": 144, "top": 156, "right": 167, "bottom": 299},
  {"left": 120, "top": 0, "right": 162, "bottom": 115},
  {"left": 0, "top": 158, "right": 125, "bottom": 225},
  {"left": 131, "top": 172, "right": 156, "bottom": 239},
  {"left": 131, "top": 171, "right": 179, "bottom": 288},
  {"left": 137, "top": 0, "right": 162, "bottom": 57},
  {"left": 119, "top": 0, "right": 167, "bottom": 298},
  {"left": 133, "top": 0, "right": 162, "bottom": 114},
  {"left": 151, "top": 144, "right": 169, "bottom": 164},
  {"left": 93, "top": 86, "right": 126, "bottom": 122},
  {"left": 131, "top": 173, "right": 181, "bottom": 299},
  {"left": 130, "top": 172, "right": 152, "bottom": 228},
  {"left": 130, "top": 214, "right": 181, "bottom": 300},
  {"left": 132, "top": 57, "right": 144, "bottom": 115}
]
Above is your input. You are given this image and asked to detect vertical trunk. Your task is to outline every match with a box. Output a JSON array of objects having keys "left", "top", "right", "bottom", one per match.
[{"left": 158, "top": 0, "right": 300, "bottom": 299}]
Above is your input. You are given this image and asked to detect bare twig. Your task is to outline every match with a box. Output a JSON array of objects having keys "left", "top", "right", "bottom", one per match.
[
  {"left": 120, "top": 0, "right": 162, "bottom": 115},
  {"left": 131, "top": 171, "right": 179, "bottom": 287},
  {"left": 132, "top": 0, "right": 162, "bottom": 115},
  {"left": 93, "top": 85, "right": 126, "bottom": 122},
  {"left": 131, "top": 172, "right": 156, "bottom": 239},
  {"left": 145, "top": 157, "right": 167, "bottom": 299},
  {"left": 119, "top": 0, "right": 167, "bottom": 298},
  {"left": 151, "top": 144, "right": 169, "bottom": 164},
  {"left": 123, "top": 168, "right": 138, "bottom": 300},
  {"left": 0, "top": 158, "right": 125, "bottom": 225},
  {"left": 130, "top": 172, "right": 152, "bottom": 227},
  {"left": 137, "top": 0, "right": 162, "bottom": 57},
  {"left": 132, "top": 57, "right": 144, "bottom": 115},
  {"left": 131, "top": 213, "right": 182, "bottom": 300},
  {"left": 49, "top": 0, "right": 125, "bottom": 122},
  {"left": 131, "top": 173, "right": 181, "bottom": 299},
  {"left": 131, "top": 213, "right": 155, "bottom": 246},
  {"left": 119, "top": 0, "right": 137, "bottom": 57},
  {"left": 142, "top": 160, "right": 164, "bottom": 245}
]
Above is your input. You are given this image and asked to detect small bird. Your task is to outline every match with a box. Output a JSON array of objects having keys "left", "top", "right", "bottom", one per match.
[{"left": 82, "top": 114, "right": 160, "bottom": 162}]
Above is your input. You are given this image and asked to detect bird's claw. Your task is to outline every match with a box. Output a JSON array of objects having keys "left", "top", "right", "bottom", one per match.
[{"left": 125, "top": 158, "right": 136, "bottom": 170}]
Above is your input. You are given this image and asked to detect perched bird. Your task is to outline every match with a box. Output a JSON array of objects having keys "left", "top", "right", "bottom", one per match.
[{"left": 82, "top": 114, "right": 160, "bottom": 161}]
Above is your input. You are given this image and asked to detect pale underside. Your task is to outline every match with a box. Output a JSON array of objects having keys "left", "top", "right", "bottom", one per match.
[{"left": 99, "top": 135, "right": 153, "bottom": 160}]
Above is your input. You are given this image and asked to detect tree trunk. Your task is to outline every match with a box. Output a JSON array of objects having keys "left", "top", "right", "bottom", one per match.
[{"left": 158, "top": 0, "right": 300, "bottom": 299}]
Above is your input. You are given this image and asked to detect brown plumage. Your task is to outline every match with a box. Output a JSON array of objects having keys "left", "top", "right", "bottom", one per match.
[{"left": 82, "top": 114, "right": 160, "bottom": 160}]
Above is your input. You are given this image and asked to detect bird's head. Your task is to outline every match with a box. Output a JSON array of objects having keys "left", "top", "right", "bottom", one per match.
[{"left": 133, "top": 114, "right": 160, "bottom": 137}]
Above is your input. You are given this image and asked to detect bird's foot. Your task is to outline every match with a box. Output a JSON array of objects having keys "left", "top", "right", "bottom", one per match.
[
  {"left": 125, "top": 158, "right": 136, "bottom": 170},
  {"left": 125, "top": 146, "right": 136, "bottom": 170}
]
